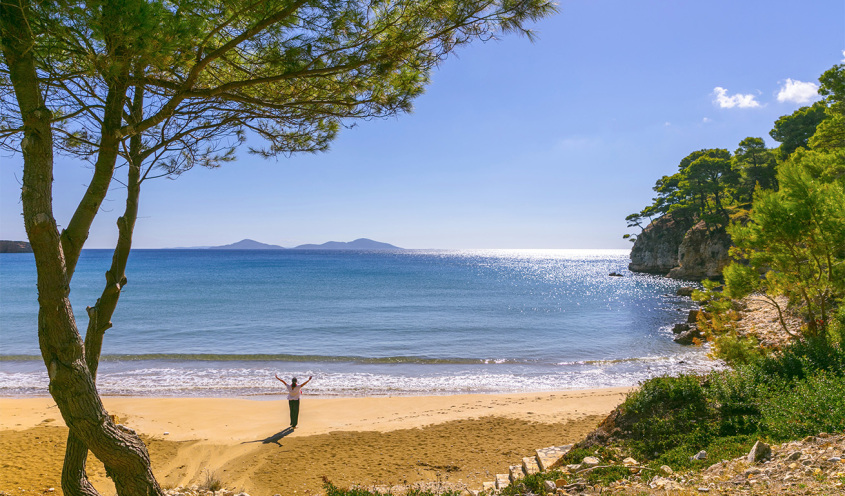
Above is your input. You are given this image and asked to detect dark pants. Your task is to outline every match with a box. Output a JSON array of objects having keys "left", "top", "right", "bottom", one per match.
[{"left": 289, "top": 399, "right": 300, "bottom": 427}]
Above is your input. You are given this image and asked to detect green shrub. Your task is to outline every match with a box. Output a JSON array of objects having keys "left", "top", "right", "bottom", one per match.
[
  {"left": 707, "top": 367, "right": 764, "bottom": 436},
  {"left": 583, "top": 465, "right": 630, "bottom": 485},
  {"left": 710, "top": 332, "right": 765, "bottom": 364},
  {"left": 756, "top": 337, "right": 845, "bottom": 381},
  {"left": 621, "top": 375, "right": 715, "bottom": 459},
  {"left": 651, "top": 434, "right": 755, "bottom": 471},
  {"left": 760, "top": 369, "right": 845, "bottom": 439},
  {"left": 499, "top": 471, "right": 570, "bottom": 496}
]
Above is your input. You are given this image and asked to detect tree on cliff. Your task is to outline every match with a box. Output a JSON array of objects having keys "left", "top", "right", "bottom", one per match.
[
  {"left": 0, "top": 1, "right": 556, "bottom": 495},
  {"left": 733, "top": 137, "right": 777, "bottom": 201},
  {"left": 628, "top": 148, "right": 738, "bottom": 235}
]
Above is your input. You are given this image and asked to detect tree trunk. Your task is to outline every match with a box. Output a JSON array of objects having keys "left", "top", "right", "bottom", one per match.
[
  {"left": 1, "top": 3, "right": 163, "bottom": 495},
  {"left": 62, "top": 74, "right": 146, "bottom": 496}
]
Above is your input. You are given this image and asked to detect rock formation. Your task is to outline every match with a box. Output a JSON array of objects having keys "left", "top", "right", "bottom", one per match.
[
  {"left": 628, "top": 214, "right": 691, "bottom": 275},
  {"left": 667, "top": 221, "right": 732, "bottom": 280},
  {"left": 629, "top": 215, "right": 732, "bottom": 281},
  {"left": 0, "top": 240, "right": 33, "bottom": 253}
]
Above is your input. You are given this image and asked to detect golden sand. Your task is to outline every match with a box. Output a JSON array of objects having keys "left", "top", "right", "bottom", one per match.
[{"left": 0, "top": 389, "right": 630, "bottom": 495}]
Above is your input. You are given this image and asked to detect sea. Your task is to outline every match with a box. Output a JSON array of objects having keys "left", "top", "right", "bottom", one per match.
[{"left": 0, "top": 249, "right": 718, "bottom": 398}]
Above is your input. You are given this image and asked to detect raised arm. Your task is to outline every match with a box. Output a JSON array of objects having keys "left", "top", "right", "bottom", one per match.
[
  {"left": 301, "top": 376, "right": 313, "bottom": 387},
  {"left": 274, "top": 374, "right": 288, "bottom": 386}
]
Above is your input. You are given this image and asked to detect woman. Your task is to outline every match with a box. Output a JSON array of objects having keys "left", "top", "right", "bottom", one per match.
[{"left": 275, "top": 374, "right": 312, "bottom": 429}]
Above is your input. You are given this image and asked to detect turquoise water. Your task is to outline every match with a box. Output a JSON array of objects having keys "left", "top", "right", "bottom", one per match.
[{"left": 0, "top": 249, "right": 713, "bottom": 396}]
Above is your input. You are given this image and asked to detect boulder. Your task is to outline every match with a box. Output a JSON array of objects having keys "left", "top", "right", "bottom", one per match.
[
  {"left": 672, "top": 323, "right": 691, "bottom": 334},
  {"left": 687, "top": 309, "right": 701, "bottom": 323},
  {"left": 674, "top": 327, "right": 704, "bottom": 345},
  {"left": 582, "top": 456, "right": 600, "bottom": 466},
  {"left": 676, "top": 286, "right": 695, "bottom": 297},
  {"left": 691, "top": 450, "right": 707, "bottom": 461},
  {"left": 747, "top": 440, "right": 772, "bottom": 463},
  {"left": 543, "top": 480, "right": 556, "bottom": 493}
]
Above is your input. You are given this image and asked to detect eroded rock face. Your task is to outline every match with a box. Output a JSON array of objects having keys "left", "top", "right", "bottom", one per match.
[
  {"left": 667, "top": 221, "right": 732, "bottom": 281},
  {"left": 628, "top": 214, "right": 690, "bottom": 274}
]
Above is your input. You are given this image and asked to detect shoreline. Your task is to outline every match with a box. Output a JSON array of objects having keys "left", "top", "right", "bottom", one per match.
[{"left": 0, "top": 388, "right": 631, "bottom": 495}]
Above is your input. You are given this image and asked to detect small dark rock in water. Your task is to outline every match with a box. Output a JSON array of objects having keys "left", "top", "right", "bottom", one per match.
[
  {"left": 687, "top": 309, "right": 701, "bottom": 323},
  {"left": 676, "top": 286, "right": 695, "bottom": 297},
  {"left": 672, "top": 323, "right": 691, "bottom": 334},
  {"left": 609, "top": 272, "right": 623, "bottom": 277},
  {"left": 674, "top": 327, "right": 704, "bottom": 345}
]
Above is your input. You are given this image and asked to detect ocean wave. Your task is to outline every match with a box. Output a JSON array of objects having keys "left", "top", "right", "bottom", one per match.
[
  {"left": 0, "top": 353, "right": 524, "bottom": 365},
  {"left": 0, "top": 350, "right": 726, "bottom": 398}
]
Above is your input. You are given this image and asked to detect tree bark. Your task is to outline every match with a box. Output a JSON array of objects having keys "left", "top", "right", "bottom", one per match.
[
  {"left": 62, "top": 73, "right": 146, "bottom": 496},
  {"left": 1, "top": 2, "right": 163, "bottom": 495}
]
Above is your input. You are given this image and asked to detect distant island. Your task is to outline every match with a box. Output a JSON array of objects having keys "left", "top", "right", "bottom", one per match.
[
  {"left": 205, "top": 238, "right": 403, "bottom": 251},
  {"left": 208, "top": 239, "right": 285, "bottom": 250},
  {"left": 0, "top": 240, "right": 33, "bottom": 253}
]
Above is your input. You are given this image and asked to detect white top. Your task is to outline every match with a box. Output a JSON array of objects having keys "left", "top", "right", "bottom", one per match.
[{"left": 286, "top": 384, "right": 303, "bottom": 400}]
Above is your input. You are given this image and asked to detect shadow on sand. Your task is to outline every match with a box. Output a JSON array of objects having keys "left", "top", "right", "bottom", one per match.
[{"left": 242, "top": 426, "right": 294, "bottom": 446}]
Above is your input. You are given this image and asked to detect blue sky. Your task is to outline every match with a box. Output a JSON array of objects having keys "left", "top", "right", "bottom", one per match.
[{"left": 1, "top": 0, "right": 843, "bottom": 249}]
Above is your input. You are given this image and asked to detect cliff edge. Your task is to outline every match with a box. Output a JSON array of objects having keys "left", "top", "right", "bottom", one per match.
[
  {"left": 628, "top": 215, "right": 731, "bottom": 281},
  {"left": 0, "top": 240, "right": 33, "bottom": 253}
]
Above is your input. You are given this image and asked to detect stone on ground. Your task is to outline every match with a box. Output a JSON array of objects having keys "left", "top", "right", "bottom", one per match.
[
  {"left": 522, "top": 456, "right": 540, "bottom": 475},
  {"left": 747, "top": 440, "right": 772, "bottom": 463},
  {"left": 535, "top": 445, "right": 572, "bottom": 471},
  {"left": 495, "top": 473, "right": 510, "bottom": 489}
]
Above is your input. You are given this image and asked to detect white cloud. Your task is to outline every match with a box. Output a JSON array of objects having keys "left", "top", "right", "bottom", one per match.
[
  {"left": 713, "top": 87, "right": 761, "bottom": 108},
  {"left": 841, "top": 50, "right": 845, "bottom": 63},
  {"left": 702, "top": 117, "right": 711, "bottom": 123},
  {"left": 777, "top": 78, "right": 820, "bottom": 104}
]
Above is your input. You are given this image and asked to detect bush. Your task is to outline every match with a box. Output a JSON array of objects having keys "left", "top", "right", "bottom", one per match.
[
  {"left": 499, "top": 471, "right": 570, "bottom": 496},
  {"left": 707, "top": 368, "right": 764, "bottom": 436},
  {"left": 756, "top": 337, "right": 845, "bottom": 381},
  {"left": 710, "top": 332, "right": 764, "bottom": 364},
  {"left": 652, "top": 434, "right": 756, "bottom": 471},
  {"left": 621, "top": 375, "right": 715, "bottom": 460},
  {"left": 602, "top": 337, "right": 845, "bottom": 470},
  {"left": 200, "top": 470, "right": 223, "bottom": 493},
  {"left": 760, "top": 369, "right": 845, "bottom": 439}
]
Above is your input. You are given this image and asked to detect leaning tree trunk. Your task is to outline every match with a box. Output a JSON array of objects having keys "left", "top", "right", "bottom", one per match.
[
  {"left": 1, "top": 2, "right": 163, "bottom": 495},
  {"left": 62, "top": 74, "right": 147, "bottom": 496}
]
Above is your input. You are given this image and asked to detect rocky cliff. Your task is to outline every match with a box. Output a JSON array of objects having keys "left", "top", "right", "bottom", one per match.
[
  {"left": 667, "top": 221, "right": 732, "bottom": 280},
  {"left": 629, "top": 216, "right": 732, "bottom": 281},
  {"left": 628, "top": 214, "right": 690, "bottom": 274},
  {"left": 0, "top": 240, "right": 33, "bottom": 253}
]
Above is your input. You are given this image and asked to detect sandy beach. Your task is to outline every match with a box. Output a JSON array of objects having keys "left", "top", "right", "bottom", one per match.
[{"left": 0, "top": 388, "right": 630, "bottom": 495}]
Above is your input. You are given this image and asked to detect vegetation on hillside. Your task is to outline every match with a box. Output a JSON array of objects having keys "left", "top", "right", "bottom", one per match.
[{"left": 583, "top": 63, "right": 845, "bottom": 492}]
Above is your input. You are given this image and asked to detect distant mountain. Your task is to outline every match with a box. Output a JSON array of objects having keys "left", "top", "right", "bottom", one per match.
[
  {"left": 208, "top": 239, "right": 286, "bottom": 250},
  {"left": 294, "top": 238, "right": 402, "bottom": 251},
  {"left": 0, "top": 240, "right": 33, "bottom": 253}
]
